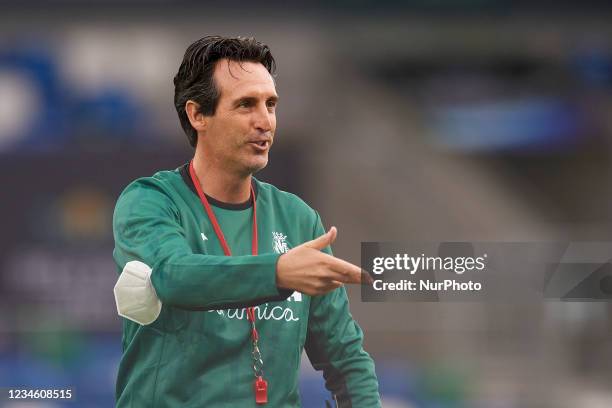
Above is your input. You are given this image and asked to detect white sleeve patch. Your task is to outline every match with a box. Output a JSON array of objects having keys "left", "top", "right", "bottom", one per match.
[{"left": 113, "top": 260, "right": 162, "bottom": 325}]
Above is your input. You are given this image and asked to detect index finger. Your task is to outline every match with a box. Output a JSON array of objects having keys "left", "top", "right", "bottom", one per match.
[{"left": 325, "top": 255, "right": 373, "bottom": 285}]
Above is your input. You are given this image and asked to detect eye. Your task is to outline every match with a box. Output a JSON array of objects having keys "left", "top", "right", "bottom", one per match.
[
  {"left": 266, "top": 100, "right": 277, "bottom": 109},
  {"left": 238, "top": 100, "right": 251, "bottom": 108}
]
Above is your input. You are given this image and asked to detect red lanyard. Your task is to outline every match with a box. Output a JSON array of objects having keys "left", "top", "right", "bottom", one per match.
[{"left": 189, "top": 160, "right": 268, "bottom": 405}]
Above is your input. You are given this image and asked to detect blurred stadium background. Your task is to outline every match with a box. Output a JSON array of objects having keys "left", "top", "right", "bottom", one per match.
[{"left": 2, "top": 1, "right": 612, "bottom": 407}]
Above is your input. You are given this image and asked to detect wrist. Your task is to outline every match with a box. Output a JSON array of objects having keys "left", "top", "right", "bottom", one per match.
[{"left": 275, "top": 253, "right": 290, "bottom": 290}]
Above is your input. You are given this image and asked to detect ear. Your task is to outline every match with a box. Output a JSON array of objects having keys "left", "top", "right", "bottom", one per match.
[{"left": 185, "top": 100, "right": 208, "bottom": 133}]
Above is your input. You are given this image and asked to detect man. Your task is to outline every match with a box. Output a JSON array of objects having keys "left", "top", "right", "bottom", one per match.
[{"left": 113, "top": 35, "right": 381, "bottom": 407}]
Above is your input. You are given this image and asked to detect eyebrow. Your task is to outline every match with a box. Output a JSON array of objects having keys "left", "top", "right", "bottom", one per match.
[{"left": 233, "top": 95, "right": 279, "bottom": 106}]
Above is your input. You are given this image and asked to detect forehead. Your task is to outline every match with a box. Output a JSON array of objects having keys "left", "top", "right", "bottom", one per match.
[{"left": 213, "top": 59, "right": 276, "bottom": 99}]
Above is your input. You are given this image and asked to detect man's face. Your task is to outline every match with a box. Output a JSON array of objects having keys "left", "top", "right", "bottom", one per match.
[{"left": 201, "top": 59, "right": 278, "bottom": 176}]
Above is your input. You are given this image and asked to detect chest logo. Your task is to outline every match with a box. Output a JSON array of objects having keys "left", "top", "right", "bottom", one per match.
[
  {"left": 201, "top": 233, "right": 208, "bottom": 241},
  {"left": 272, "top": 231, "right": 289, "bottom": 254},
  {"left": 288, "top": 291, "right": 302, "bottom": 302}
]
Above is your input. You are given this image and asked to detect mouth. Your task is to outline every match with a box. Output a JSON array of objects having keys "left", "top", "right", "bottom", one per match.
[{"left": 247, "top": 140, "right": 271, "bottom": 152}]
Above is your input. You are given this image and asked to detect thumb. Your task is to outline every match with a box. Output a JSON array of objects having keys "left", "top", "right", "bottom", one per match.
[{"left": 303, "top": 226, "right": 337, "bottom": 250}]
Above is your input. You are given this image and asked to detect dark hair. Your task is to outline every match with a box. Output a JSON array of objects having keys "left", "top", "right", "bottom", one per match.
[{"left": 173, "top": 36, "right": 276, "bottom": 147}]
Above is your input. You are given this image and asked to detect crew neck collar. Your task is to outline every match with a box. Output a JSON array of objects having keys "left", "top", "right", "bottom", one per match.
[{"left": 179, "top": 163, "right": 258, "bottom": 211}]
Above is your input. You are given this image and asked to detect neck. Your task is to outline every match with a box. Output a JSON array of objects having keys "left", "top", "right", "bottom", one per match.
[{"left": 192, "top": 154, "right": 252, "bottom": 204}]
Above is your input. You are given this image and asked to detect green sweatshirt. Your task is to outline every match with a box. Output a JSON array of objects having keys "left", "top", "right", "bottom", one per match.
[{"left": 112, "top": 163, "right": 380, "bottom": 407}]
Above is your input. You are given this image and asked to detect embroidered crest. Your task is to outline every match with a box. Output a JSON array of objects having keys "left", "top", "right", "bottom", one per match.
[{"left": 272, "top": 231, "right": 289, "bottom": 254}]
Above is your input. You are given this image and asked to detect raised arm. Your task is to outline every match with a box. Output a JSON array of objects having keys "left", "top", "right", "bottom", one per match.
[{"left": 113, "top": 180, "right": 290, "bottom": 310}]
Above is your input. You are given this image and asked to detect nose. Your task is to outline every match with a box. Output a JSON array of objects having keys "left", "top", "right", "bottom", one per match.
[{"left": 253, "top": 103, "right": 273, "bottom": 133}]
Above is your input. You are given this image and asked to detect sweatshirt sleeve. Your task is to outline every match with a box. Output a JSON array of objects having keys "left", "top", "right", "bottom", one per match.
[
  {"left": 112, "top": 178, "right": 292, "bottom": 311},
  {"left": 304, "top": 212, "right": 381, "bottom": 407}
]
